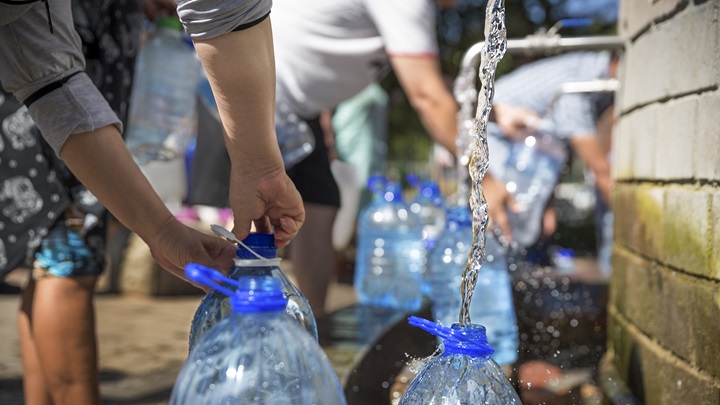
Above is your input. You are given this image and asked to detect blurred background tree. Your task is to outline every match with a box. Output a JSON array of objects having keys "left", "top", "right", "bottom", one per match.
[{"left": 381, "top": 0, "right": 618, "bottom": 181}]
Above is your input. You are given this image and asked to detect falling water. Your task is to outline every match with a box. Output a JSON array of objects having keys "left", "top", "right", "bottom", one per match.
[{"left": 458, "top": 0, "right": 507, "bottom": 326}]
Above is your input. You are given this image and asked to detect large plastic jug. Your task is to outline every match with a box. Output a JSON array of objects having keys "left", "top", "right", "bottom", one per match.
[
  {"left": 399, "top": 317, "right": 521, "bottom": 404},
  {"left": 427, "top": 205, "right": 519, "bottom": 366},
  {"left": 172, "top": 266, "right": 346, "bottom": 404},
  {"left": 354, "top": 178, "right": 425, "bottom": 311},
  {"left": 188, "top": 233, "right": 317, "bottom": 351},
  {"left": 125, "top": 16, "right": 202, "bottom": 164},
  {"left": 499, "top": 124, "right": 568, "bottom": 248}
]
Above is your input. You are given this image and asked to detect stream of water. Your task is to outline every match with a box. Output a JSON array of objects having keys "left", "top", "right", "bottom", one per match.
[{"left": 458, "top": 0, "right": 507, "bottom": 326}]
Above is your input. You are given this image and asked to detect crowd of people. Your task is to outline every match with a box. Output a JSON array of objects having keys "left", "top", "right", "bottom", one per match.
[{"left": 0, "top": 0, "right": 616, "bottom": 403}]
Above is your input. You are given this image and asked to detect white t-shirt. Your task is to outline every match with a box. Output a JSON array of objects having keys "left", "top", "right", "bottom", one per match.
[{"left": 271, "top": 0, "right": 439, "bottom": 118}]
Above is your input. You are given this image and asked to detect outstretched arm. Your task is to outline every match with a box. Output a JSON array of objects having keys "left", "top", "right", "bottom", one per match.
[
  {"left": 192, "top": 18, "right": 304, "bottom": 247},
  {"left": 390, "top": 56, "right": 459, "bottom": 155},
  {"left": 60, "top": 126, "right": 236, "bottom": 280}
]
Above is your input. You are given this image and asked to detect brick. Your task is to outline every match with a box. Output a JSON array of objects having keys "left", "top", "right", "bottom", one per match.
[
  {"left": 654, "top": 97, "right": 696, "bottom": 180},
  {"left": 712, "top": 191, "right": 720, "bottom": 280},
  {"left": 612, "top": 184, "right": 665, "bottom": 258},
  {"left": 613, "top": 113, "right": 635, "bottom": 180},
  {"left": 688, "top": 279, "right": 720, "bottom": 378},
  {"left": 609, "top": 310, "right": 720, "bottom": 404},
  {"left": 621, "top": 1, "right": 720, "bottom": 111},
  {"left": 664, "top": 187, "right": 712, "bottom": 277},
  {"left": 612, "top": 184, "right": 638, "bottom": 250},
  {"left": 694, "top": 92, "right": 720, "bottom": 180},
  {"left": 619, "top": 0, "right": 688, "bottom": 39},
  {"left": 610, "top": 248, "right": 658, "bottom": 335}
]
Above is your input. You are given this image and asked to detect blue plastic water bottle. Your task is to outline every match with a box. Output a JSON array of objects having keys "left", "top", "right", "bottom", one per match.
[
  {"left": 427, "top": 205, "right": 519, "bottom": 365},
  {"left": 399, "top": 317, "right": 521, "bottom": 404},
  {"left": 125, "top": 16, "right": 202, "bottom": 164},
  {"left": 407, "top": 174, "right": 446, "bottom": 252},
  {"left": 172, "top": 265, "right": 346, "bottom": 404},
  {"left": 188, "top": 233, "right": 317, "bottom": 351},
  {"left": 354, "top": 179, "right": 425, "bottom": 311}
]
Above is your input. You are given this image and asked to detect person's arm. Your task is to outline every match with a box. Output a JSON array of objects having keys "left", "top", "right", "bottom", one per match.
[
  {"left": 390, "top": 56, "right": 459, "bottom": 155},
  {"left": 570, "top": 135, "right": 612, "bottom": 204},
  {"left": 60, "top": 126, "right": 236, "bottom": 281},
  {"left": 192, "top": 18, "right": 304, "bottom": 247},
  {"left": 491, "top": 103, "right": 542, "bottom": 140}
]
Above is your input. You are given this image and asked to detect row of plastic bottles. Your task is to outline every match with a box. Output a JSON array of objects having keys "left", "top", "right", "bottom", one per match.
[
  {"left": 353, "top": 175, "right": 520, "bottom": 366},
  {"left": 174, "top": 237, "right": 519, "bottom": 404}
]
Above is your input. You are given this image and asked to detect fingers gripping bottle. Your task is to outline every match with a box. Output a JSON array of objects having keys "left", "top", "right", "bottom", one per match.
[
  {"left": 399, "top": 317, "right": 521, "bottom": 405},
  {"left": 354, "top": 179, "right": 426, "bottom": 311},
  {"left": 188, "top": 233, "right": 317, "bottom": 351},
  {"left": 172, "top": 265, "right": 346, "bottom": 404}
]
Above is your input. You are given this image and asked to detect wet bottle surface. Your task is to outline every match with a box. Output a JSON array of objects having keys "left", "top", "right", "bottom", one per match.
[
  {"left": 188, "top": 233, "right": 317, "bottom": 351},
  {"left": 172, "top": 268, "right": 346, "bottom": 404},
  {"left": 427, "top": 205, "right": 519, "bottom": 366},
  {"left": 354, "top": 181, "right": 426, "bottom": 311},
  {"left": 399, "top": 317, "right": 521, "bottom": 405}
]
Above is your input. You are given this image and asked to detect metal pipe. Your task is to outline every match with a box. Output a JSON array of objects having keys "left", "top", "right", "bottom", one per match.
[{"left": 460, "top": 35, "right": 624, "bottom": 70}]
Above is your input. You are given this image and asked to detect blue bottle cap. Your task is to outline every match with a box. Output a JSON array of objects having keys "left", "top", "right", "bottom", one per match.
[
  {"left": 236, "top": 233, "right": 277, "bottom": 260},
  {"left": 229, "top": 276, "right": 288, "bottom": 313},
  {"left": 408, "top": 316, "right": 495, "bottom": 358}
]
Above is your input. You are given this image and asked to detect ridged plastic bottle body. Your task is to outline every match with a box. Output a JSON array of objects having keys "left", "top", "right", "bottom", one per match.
[
  {"left": 427, "top": 208, "right": 519, "bottom": 365},
  {"left": 502, "top": 131, "right": 567, "bottom": 247},
  {"left": 172, "top": 310, "right": 345, "bottom": 404},
  {"left": 125, "top": 25, "right": 201, "bottom": 164},
  {"left": 399, "top": 352, "right": 521, "bottom": 404},
  {"left": 354, "top": 194, "right": 425, "bottom": 311}
]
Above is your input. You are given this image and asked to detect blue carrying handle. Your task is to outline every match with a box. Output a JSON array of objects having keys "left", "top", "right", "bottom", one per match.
[
  {"left": 408, "top": 316, "right": 495, "bottom": 357},
  {"left": 185, "top": 263, "right": 239, "bottom": 297}
]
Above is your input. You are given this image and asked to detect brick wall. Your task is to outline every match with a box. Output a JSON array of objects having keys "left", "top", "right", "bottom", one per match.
[{"left": 606, "top": 0, "right": 720, "bottom": 403}]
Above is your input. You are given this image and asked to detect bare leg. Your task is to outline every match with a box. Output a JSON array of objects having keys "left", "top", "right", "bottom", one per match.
[
  {"left": 290, "top": 202, "right": 338, "bottom": 317},
  {"left": 31, "top": 275, "right": 100, "bottom": 405},
  {"left": 18, "top": 279, "right": 52, "bottom": 405}
]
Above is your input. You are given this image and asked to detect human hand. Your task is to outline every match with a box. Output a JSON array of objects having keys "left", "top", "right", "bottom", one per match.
[
  {"left": 228, "top": 163, "right": 305, "bottom": 248},
  {"left": 493, "top": 103, "right": 542, "bottom": 140},
  {"left": 145, "top": 217, "right": 236, "bottom": 290},
  {"left": 482, "top": 174, "right": 519, "bottom": 242}
]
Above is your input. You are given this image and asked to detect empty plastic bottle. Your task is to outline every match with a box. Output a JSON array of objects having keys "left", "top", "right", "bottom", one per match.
[
  {"left": 188, "top": 233, "right": 317, "bottom": 351},
  {"left": 399, "top": 317, "right": 521, "bottom": 404},
  {"left": 125, "top": 16, "right": 202, "bottom": 164},
  {"left": 427, "top": 205, "right": 518, "bottom": 366},
  {"left": 275, "top": 101, "right": 316, "bottom": 169},
  {"left": 354, "top": 179, "right": 425, "bottom": 311},
  {"left": 407, "top": 174, "right": 446, "bottom": 252},
  {"left": 499, "top": 123, "right": 568, "bottom": 248},
  {"left": 172, "top": 266, "right": 346, "bottom": 404}
]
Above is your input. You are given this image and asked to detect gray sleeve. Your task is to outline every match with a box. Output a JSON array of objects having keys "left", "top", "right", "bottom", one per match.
[
  {"left": 0, "top": 0, "right": 121, "bottom": 156},
  {"left": 176, "top": 0, "right": 272, "bottom": 40},
  {"left": 27, "top": 74, "right": 122, "bottom": 156}
]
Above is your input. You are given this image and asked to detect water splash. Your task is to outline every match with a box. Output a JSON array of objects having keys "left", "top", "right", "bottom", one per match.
[{"left": 459, "top": 0, "right": 507, "bottom": 326}]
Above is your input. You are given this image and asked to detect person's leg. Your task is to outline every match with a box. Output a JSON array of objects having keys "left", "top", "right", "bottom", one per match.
[
  {"left": 286, "top": 117, "right": 341, "bottom": 317},
  {"left": 17, "top": 279, "right": 53, "bottom": 405},
  {"left": 18, "top": 220, "right": 104, "bottom": 405},
  {"left": 31, "top": 274, "right": 100, "bottom": 405},
  {"left": 290, "top": 202, "right": 337, "bottom": 317}
]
